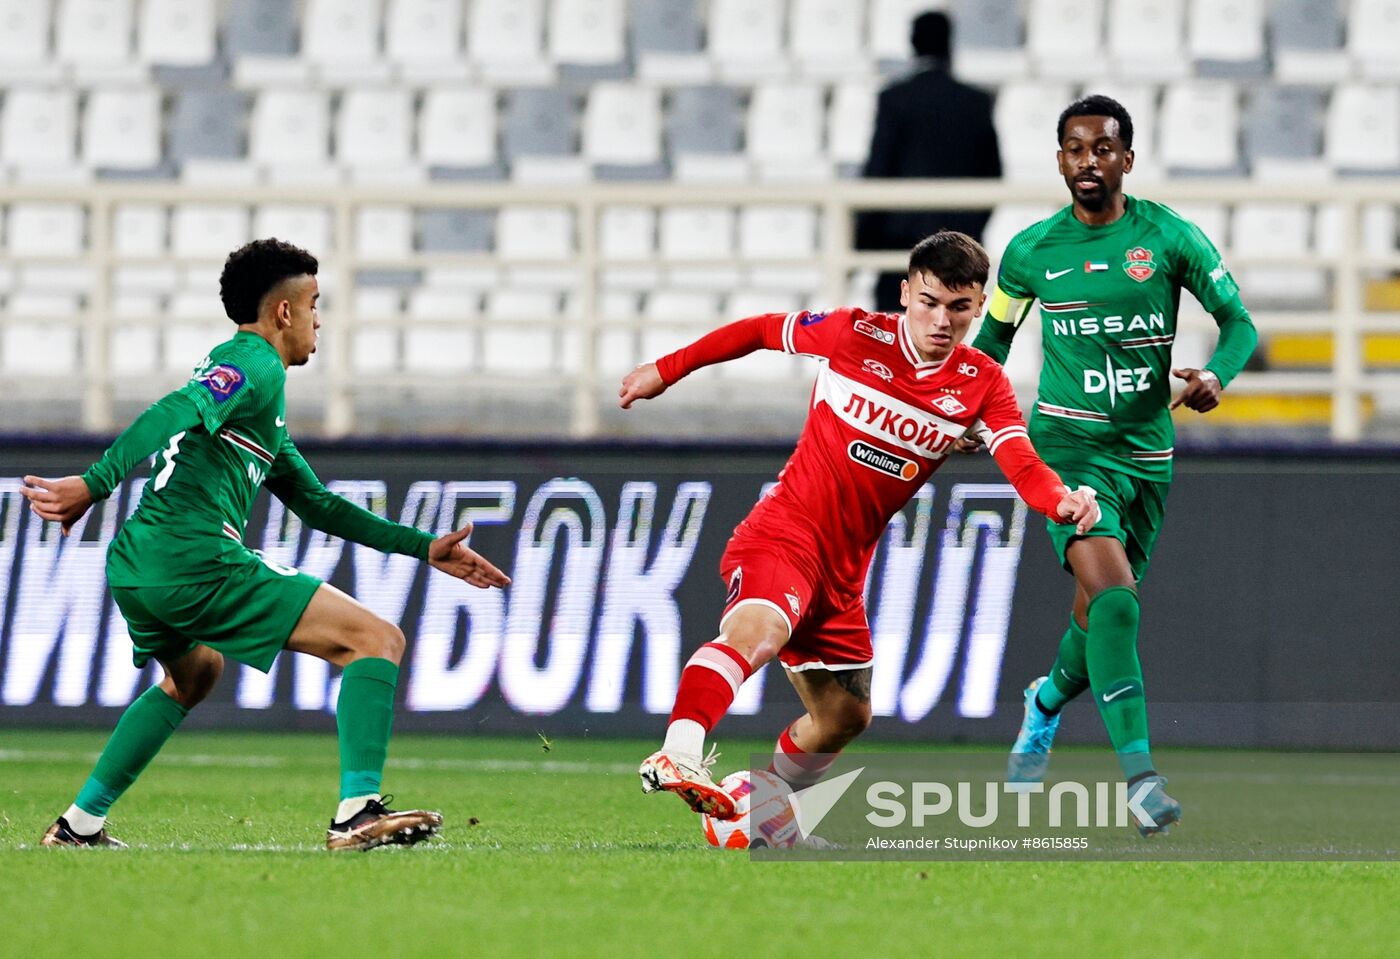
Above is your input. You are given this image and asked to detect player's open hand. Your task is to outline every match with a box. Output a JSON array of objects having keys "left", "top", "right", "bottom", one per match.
[
  {"left": 618, "top": 362, "right": 666, "bottom": 409},
  {"left": 1056, "top": 485, "right": 1101, "bottom": 535},
  {"left": 428, "top": 524, "right": 511, "bottom": 589},
  {"left": 19, "top": 475, "right": 94, "bottom": 536},
  {"left": 1169, "top": 367, "right": 1221, "bottom": 413}
]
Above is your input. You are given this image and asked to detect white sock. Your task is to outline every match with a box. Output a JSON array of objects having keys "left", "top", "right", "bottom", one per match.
[
  {"left": 335, "top": 794, "right": 380, "bottom": 824},
  {"left": 64, "top": 804, "right": 105, "bottom": 836},
  {"left": 662, "top": 719, "right": 705, "bottom": 757}
]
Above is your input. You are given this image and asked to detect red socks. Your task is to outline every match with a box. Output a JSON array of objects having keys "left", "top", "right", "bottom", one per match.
[
  {"left": 769, "top": 723, "right": 839, "bottom": 788},
  {"left": 668, "top": 642, "right": 753, "bottom": 730}
]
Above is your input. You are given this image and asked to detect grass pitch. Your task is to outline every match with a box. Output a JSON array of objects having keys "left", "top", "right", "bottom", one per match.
[{"left": 1, "top": 729, "right": 1395, "bottom": 959}]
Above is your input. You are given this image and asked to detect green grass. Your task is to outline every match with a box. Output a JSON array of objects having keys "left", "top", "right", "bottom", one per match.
[{"left": 1, "top": 730, "right": 1396, "bottom": 959}]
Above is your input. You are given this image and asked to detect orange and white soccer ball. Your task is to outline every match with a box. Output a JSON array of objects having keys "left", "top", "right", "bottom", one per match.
[{"left": 701, "top": 770, "right": 801, "bottom": 849}]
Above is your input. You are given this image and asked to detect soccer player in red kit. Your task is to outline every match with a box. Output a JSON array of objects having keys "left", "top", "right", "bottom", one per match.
[{"left": 619, "top": 231, "right": 1102, "bottom": 821}]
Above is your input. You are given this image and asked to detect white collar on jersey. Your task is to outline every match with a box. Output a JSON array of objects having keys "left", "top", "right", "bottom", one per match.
[{"left": 898, "top": 314, "right": 954, "bottom": 378}]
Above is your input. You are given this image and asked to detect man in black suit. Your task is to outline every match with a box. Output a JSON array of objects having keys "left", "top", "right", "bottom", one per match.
[{"left": 861, "top": 11, "right": 1002, "bottom": 312}]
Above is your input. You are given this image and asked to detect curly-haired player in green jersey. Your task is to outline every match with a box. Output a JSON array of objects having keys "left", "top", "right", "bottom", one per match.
[
  {"left": 21, "top": 239, "right": 511, "bottom": 851},
  {"left": 969, "top": 96, "right": 1257, "bottom": 836}
]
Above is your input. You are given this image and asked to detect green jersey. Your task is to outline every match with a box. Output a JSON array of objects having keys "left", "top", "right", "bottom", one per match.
[
  {"left": 85, "top": 330, "right": 431, "bottom": 587},
  {"left": 974, "top": 197, "right": 1246, "bottom": 482}
]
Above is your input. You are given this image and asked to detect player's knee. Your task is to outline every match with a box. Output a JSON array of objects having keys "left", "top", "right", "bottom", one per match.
[
  {"left": 1087, "top": 585, "right": 1140, "bottom": 632},
  {"left": 372, "top": 621, "right": 406, "bottom": 664},
  {"left": 838, "top": 702, "right": 873, "bottom": 742},
  {"left": 815, "top": 702, "right": 871, "bottom": 748}
]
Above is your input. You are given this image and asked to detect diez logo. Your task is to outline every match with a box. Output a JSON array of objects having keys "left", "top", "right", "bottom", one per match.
[
  {"left": 197, "top": 364, "right": 246, "bottom": 402},
  {"left": 1123, "top": 247, "right": 1156, "bottom": 282},
  {"left": 956, "top": 362, "right": 979, "bottom": 378},
  {"left": 929, "top": 395, "right": 967, "bottom": 417},
  {"left": 854, "top": 319, "right": 896, "bottom": 345},
  {"left": 863, "top": 359, "right": 894, "bottom": 381},
  {"left": 848, "top": 440, "right": 919, "bottom": 480}
]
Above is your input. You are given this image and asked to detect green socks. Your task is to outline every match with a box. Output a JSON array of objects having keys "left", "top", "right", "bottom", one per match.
[
  {"left": 74, "top": 686, "right": 189, "bottom": 817},
  {"left": 337, "top": 657, "right": 400, "bottom": 800},
  {"left": 1037, "top": 617, "right": 1091, "bottom": 713},
  {"left": 1085, "top": 586, "right": 1154, "bottom": 780}
]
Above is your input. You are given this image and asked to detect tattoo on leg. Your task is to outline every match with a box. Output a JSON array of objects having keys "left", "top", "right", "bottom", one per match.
[{"left": 832, "top": 668, "right": 872, "bottom": 704}]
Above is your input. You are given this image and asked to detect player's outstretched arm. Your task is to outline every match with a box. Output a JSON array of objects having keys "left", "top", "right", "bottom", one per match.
[
  {"left": 619, "top": 314, "right": 793, "bottom": 408},
  {"left": 20, "top": 392, "right": 203, "bottom": 535},
  {"left": 427, "top": 525, "right": 511, "bottom": 589},
  {"left": 618, "top": 362, "right": 667, "bottom": 408}
]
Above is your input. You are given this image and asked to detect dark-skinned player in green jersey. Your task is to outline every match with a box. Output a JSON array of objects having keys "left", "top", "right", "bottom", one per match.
[
  {"left": 21, "top": 239, "right": 511, "bottom": 851},
  {"left": 970, "top": 96, "right": 1257, "bottom": 835}
]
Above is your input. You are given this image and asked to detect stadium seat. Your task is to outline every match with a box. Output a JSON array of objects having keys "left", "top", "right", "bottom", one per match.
[
  {"left": 631, "top": 0, "right": 701, "bottom": 53},
  {"left": 336, "top": 88, "right": 415, "bottom": 171},
  {"left": 789, "top": 0, "right": 867, "bottom": 76},
  {"left": 709, "top": 0, "right": 787, "bottom": 81},
  {"left": 994, "top": 82, "right": 1073, "bottom": 183},
  {"left": 1231, "top": 203, "right": 1327, "bottom": 306},
  {"left": 109, "top": 326, "right": 159, "bottom": 375},
  {"left": 355, "top": 206, "right": 413, "bottom": 258},
  {"left": 6, "top": 204, "right": 86, "bottom": 257},
  {"left": 666, "top": 86, "right": 744, "bottom": 156},
  {"left": 224, "top": 0, "right": 297, "bottom": 57},
  {"left": 482, "top": 328, "right": 558, "bottom": 373},
  {"left": 1028, "top": 0, "right": 1107, "bottom": 81},
  {"left": 1348, "top": 0, "right": 1400, "bottom": 80},
  {"left": 828, "top": 80, "right": 878, "bottom": 169},
  {"left": 250, "top": 90, "right": 331, "bottom": 169},
  {"left": 82, "top": 88, "right": 162, "bottom": 172},
  {"left": 56, "top": 0, "right": 135, "bottom": 66},
  {"left": 868, "top": 0, "right": 941, "bottom": 62},
  {"left": 599, "top": 206, "right": 657, "bottom": 259},
  {"left": 418, "top": 88, "right": 498, "bottom": 174},
  {"left": 501, "top": 89, "right": 578, "bottom": 163},
  {"left": 353, "top": 287, "right": 402, "bottom": 322},
  {"left": 738, "top": 206, "right": 819, "bottom": 260},
  {"left": 1243, "top": 86, "right": 1327, "bottom": 181},
  {"left": 167, "top": 90, "right": 248, "bottom": 168},
  {"left": 3, "top": 321, "right": 80, "bottom": 375},
  {"left": 583, "top": 84, "right": 663, "bottom": 168},
  {"left": 948, "top": 0, "right": 1026, "bottom": 85},
  {"left": 1159, "top": 82, "right": 1240, "bottom": 174},
  {"left": 485, "top": 288, "right": 560, "bottom": 324},
  {"left": 659, "top": 207, "right": 735, "bottom": 260},
  {"left": 549, "top": 0, "right": 626, "bottom": 65},
  {"left": 386, "top": 0, "right": 464, "bottom": 76},
  {"left": 644, "top": 289, "right": 722, "bottom": 325},
  {"left": 596, "top": 325, "right": 640, "bottom": 374},
  {"left": 0, "top": 89, "right": 79, "bottom": 173},
  {"left": 170, "top": 204, "right": 251, "bottom": 259},
  {"left": 1325, "top": 85, "right": 1400, "bottom": 174},
  {"left": 1187, "top": 0, "right": 1266, "bottom": 76},
  {"left": 113, "top": 204, "right": 167, "bottom": 255},
  {"left": 253, "top": 205, "right": 332, "bottom": 255},
  {"left": 1107, "top": 0, "right": 1187, "bottom": 80},
  {"left": 746, "top": 84, "right": 824, "bottom": 167},
  {"left": 136, "top": 0, "right": 216, "bottom": 66},
  {"left": 350, "top": 328, "right": 400, "bottom": 373},
  {"left": 468, "top": 0, "right": 552, "bottom": 84},
  {"left": 303, "top": 0, "right": 382, "bottom": 68},
  {"left": 415, "top": 209, "right": 495, "bottom": 252},
  {"left": 408, "top": 285, "right": 481, "bottom": 322},
  {"left": 0, "top": 0, "right": 55, "bottom": 77},
  {"left": 496, "top": 207, "right": 574, "bottom": 260},
  {"left": 1269, "top": 0, "right": 1348, "bottom": 83}
]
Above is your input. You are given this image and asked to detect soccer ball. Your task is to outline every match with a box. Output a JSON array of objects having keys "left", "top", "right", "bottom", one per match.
[{"left": 701, "top": 769, "right": 801, "bottom": 849}]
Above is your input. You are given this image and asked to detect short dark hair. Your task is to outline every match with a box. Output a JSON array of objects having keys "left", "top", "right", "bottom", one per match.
[
  {"left": 1057, "top": 95, "right": 1134, "bottom": 149},
  {"left": 219, "top": 238, "right": 319, "bottom": 324},
  {"left": 910, "top": 11, "right": 951, "bottom": 60},
  {"left": 908, "top": 230, "right": 989, "bottom": 290}
]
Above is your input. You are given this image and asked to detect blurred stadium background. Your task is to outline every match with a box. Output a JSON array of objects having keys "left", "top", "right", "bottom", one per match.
[{"left": 2, "top": 1, "right": 1400, "bottom": 748}]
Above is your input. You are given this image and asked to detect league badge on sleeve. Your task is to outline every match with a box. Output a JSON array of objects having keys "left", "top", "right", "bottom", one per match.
[
  {"left": 1123, "top": 247, "right": 1156, "bottom": 282},
  {"left": 197, "top": 364, "right": 246, "bottom": 403}
]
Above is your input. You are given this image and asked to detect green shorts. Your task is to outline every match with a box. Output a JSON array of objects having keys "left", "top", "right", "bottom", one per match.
[
  {"left": 1041, "top": 456, "right": 1170, "bottom": 582},
  {"left": 111, "top": 553, "right": 322, "bottom": 673}
]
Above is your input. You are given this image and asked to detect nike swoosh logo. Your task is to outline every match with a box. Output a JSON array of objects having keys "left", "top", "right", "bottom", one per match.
[
  {"left": 275, "top": 416, "right": 286, "bottom": 427},
  {"left": 1045, "top": 268, "right": 1074, "bottom": 280},
  {"left": 1102, "top": 685, "right": 1135, "bottom": 703}
]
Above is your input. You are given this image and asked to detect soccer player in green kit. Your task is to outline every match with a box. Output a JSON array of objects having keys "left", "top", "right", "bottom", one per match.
[
  {"left": 20, "top": 239, "right": 511, "bottom": 851},
  {"left": 971, "top": 96, "right": 1257, "bottom": 834}
]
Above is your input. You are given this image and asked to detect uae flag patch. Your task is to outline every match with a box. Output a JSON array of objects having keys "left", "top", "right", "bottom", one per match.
[
  {"left": 1123, "top": 247, "right": 1156, "bottom": 282},
  {"left": 1084, "top": 260, "right": 1109, "bottom": 272}
]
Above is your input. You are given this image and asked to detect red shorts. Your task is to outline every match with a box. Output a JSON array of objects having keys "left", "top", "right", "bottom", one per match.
[{"left": 719, "top": 540, "right": 873, "bottom": 673}]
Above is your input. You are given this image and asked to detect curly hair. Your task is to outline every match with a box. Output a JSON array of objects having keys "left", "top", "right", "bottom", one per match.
[
  {"left": 908, "top": 230, "right": 989, "bottom": 290},
  {"left": 1057, "top": 95, "right": 1134, "bottom": 149},
  {"left": 218, "top": 238, "right": 319, "bottom": 324}
]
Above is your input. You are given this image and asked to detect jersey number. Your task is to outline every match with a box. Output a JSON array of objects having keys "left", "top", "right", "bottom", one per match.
[{"left": 152, "top": 432, "right": 187, "bottom": 491}]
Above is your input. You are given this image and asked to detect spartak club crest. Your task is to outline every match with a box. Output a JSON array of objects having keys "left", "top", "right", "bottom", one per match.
[{"left": 1123, "top": 246, "right": 1156, "bottom": 282}]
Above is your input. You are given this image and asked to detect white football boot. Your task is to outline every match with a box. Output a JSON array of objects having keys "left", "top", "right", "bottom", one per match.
[{"left": 639, "top": 744, "right": 738, "bottom": 820}]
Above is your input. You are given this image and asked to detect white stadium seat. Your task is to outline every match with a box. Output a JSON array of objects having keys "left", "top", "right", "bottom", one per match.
[
  {"left": 303, "top": 0, "right": 382, "bottom": 66},
  {"left": 496, "top": 207, "right": 574, "bottom": 260},
  {"left": 548, "top": 0, "right": 625, "bottom": 65},
  {"left": 1159, "top": 82, "right": 1240, "bottom": 173},
  {"left": 170, "top": 205, "right": 251, "bottom": 259},
  {"left": 419, "top": 88, "right": 497, "bottom": 168},
  {"left": 0, "top": 89, "right": 79, "bottom": 171},
  {"left": 1028, "top": 0, "right": 1107, "bottom": 81},
  {"left": 583, "top": 84, "right": 662, "bottom": 166},
  {"left": 137, "top": 0, "right": 216, "bottom": 66},
  {"left": 659, "top": 207, "right": 735, "bottom": 260},
  {"left": 386, "top": 0, "right": 464, "bottom": 69},
  {"left": 1230, "top": 202, "right": 1326, "bottom": 304},
  {"left": 485, "top": 288, "right": 560, "bottom": 323},
  {"left": 353, "top": 288, "right": 403, "bottom": 323},
  {"left": 709, "top": 0, "right": 786, "bottom": 79},
  {"left": 644, "top": 290, "right": 721, "bottom": 324},
  {"left": 82, "top": 88, "right": 161, "bottom": 170},
  {"left": 482, "top": 328, "right": 557, "bottom": 373},
  {"left": 599, "top": 207, "right": 658, "bottom": 259},
  {"left": 1348, "top": 0, "right": 1400, "bottom": 80},
  {"left": 738, "top": 206, "right": 819, "bottom": 260},
  {"left": 56, "top": 0, "right": 134, "bottom": 64},
  {"left": 403, "top": 326, "right": 474, "bottom": 372},
  {"left": 1107, "top": 0, "right": 1187, "bottom": 80},
  {"left": 113, "top": 204, "right": 168, "bottom": 256},
  {"left": 4, "top": 322, "right": 80, "bottom": 375},
  {"left": 790, "top": 0, "right": 866, "bottom": 75},
  {"left": 1187, "top": 0, "right": 1265, "bottom": 65},
  {"left": 828, "top": 80, "right": 878, "bottom": 166},
  {"left": 868, "top": 0, "right": 945, "bottom": 60},
  {"left": 250, "top": 90, "right": 331, "bottom": 168},
  {"left": 468, "top": 0, "right": 551, "bottom": 83},
  {"left": 0, "top": 0, "right": 53, "bottom": 68},
  {"left": 1325, "top": 85, "right": 1400, "bottom": 173},
  {"left": 408, "top": 286, "right": 479, "bottom": 322},
  {"left": 336, "top": 88, "right": 415, "bottom": 170},
  {"left": 109, "top": 326, "right": 159, "bottom": 375},
  {"left": 253, "top": 206, "right": 332, "bottom": 254},
  {"left": 6, "top": 204, "right": 85, "bottom": 257},
  {"left": 355, "top": 205, "right": 414, "bottom": 259},
  {"left": 351, "top": 328, "right": 399, "bottom": 373},
  {"left": 994, "top": 82, "right": 1072, "bottom": 183},
  {"left": 746, "top": 84, "right": 824, "bottom": 163}
]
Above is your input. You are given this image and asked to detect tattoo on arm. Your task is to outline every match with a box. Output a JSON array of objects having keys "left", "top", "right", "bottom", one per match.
[{"left": 831, "top": 668, "right": 872, "bottom": 705}]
